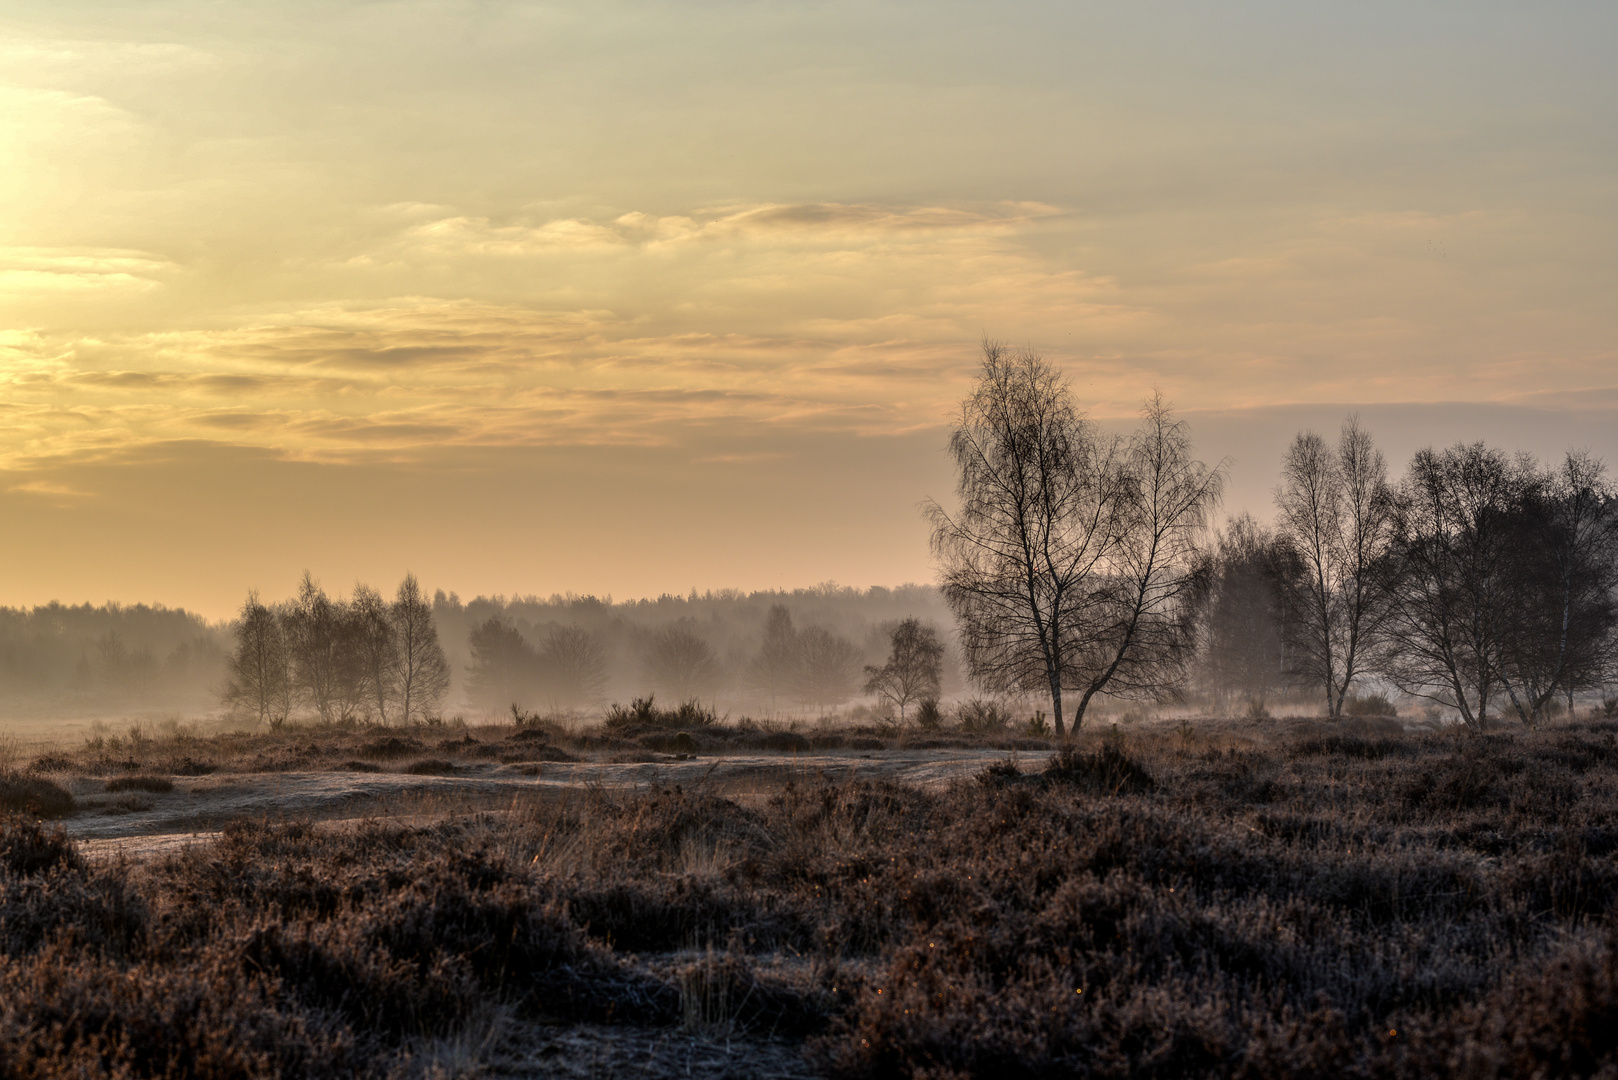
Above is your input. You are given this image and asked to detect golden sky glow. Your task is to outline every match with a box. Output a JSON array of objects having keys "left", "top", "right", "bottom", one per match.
[{"left": 2, "top": 3, "right": 1616, "bottom": 616}]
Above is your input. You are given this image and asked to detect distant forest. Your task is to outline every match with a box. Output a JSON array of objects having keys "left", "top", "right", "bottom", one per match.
[
  {"left": 0, "top": 603, "right": 228, "bottom": 716},
  {"left": 0, "top": 585, "right": 960, "bottom": 722}
]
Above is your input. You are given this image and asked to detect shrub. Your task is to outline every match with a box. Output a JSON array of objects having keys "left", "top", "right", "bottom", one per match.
[
  {"left": 913, "top": 698, "right": 943, "bottom": 730},
  {"left": 106, "top": 775, "right": 175, "bottom": 794},
  {"left": 1345, "top": 691, "right": 1399, "bottom": 717},
  {"left": 956, "top": 697, "right": 1011, "bottom": 733},
  {"left": 604, "top": 695, "right": 719, "bottom": 730},
  {"left": 403, "top": 759, "right": 458, "bottom": 776},
  {"left": 0, "top": 774, "right": 75, "bottom": 819},
  {"left": 1043, "top": 743, "right": 1156, "bottom": 795},
  {"left": 358, "top": 737, "right": 423, "bottom": 759},
  {"left": 0, "top": 815, "right": 84, "bottom": 877}
]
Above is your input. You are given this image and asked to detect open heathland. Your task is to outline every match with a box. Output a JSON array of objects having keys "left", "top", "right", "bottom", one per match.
[{"left": 1, "top": 714, "right": 1617, "bottom": 1078}]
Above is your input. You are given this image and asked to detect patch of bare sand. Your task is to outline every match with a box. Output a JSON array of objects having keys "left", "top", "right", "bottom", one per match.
[{"left": 61, "top": 750, "right": 1016, "bottom": 860}]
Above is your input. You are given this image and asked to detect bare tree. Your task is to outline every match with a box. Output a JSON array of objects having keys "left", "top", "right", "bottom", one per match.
[
  {"left": 927, "top": 342, "right": 1132, "bottom": 737},
  {"left": 537, "top": 625, "right": 608, "bottom": 709},
  {"left": 283, "top": 572, "right": 345, "bottom": 723},
  {"left": 392, "top": 573, "right": 450, "bottom": 724},
  {"left": 350, "top": 583, "right": 398, "bottom": 724},
  {"left": 643, "top": 623, "right": 719, "bottom": 703},
  {"left": 223, "top": 590, "right": 292, "bottom": 726},
  {"left": 1380, "top": 443, "right": 1531, "bottom": 728},
  {"left": 1274, "top": 417, "right": 1395, "bottom": 716},
  {"left": 863, "top": 618, "right": 944, "bottom": 722},
  {"left": 928, "top": 345, "right": 1222, "bottom": 736}
]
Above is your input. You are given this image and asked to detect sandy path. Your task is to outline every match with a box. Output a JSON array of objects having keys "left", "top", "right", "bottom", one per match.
[{"left": 62, "top": 749, "right": 1017, "bottom": 859}]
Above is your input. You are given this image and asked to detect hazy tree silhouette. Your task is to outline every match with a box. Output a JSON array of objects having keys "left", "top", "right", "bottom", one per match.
[
  {"left": 283, "top": 573, "right": 349, "bottom": 723},
  {"left": 863, "top": 618, "right": 944, "bottom": 722},
  {"left": 537, "top": 624, "right": 607, "bottom": 709},
  {"left": 927, "top": 342, "right": 1222, "bottom": 735},
  {"left": 1190, "top": 515, "right": 1300, "bottom": 714},
  {"left": 466, "top": 616, "right": 533, "bottom": 713},
  {"left": 795, "top": 625, "right": 863, "bottom": 710},
  {"left": 749, "top": 605, "right": 800, "bottom": 709},
  {"left": 643, "top": 623, "right": 719, "bottom": 703}
]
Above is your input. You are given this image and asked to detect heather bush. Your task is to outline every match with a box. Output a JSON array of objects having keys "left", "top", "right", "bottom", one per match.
[{"left": 0, "top": 774, "right": 75, "bottom": 819}]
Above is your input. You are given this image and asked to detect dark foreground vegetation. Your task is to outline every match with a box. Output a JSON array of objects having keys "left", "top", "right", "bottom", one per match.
[{"left": 3, "top": 718, "right": 1618, "bottom": 1078}]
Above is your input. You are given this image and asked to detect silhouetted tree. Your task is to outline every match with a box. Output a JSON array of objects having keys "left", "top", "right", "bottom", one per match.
[
  {"left": 1379, "top": 443, "right": 1531, "bottom": 728},
  {"left": 537, "top": 625, "right": 608, "bottom": 708},
  {"left": 643, "top": 623, "right": 719, "bottom": 703},
  {"left": 1493, "top": 452, "right": 1618, "bottom": 723},
  {"left": 223, "top": 590, "right": 292, "bottom": 726},
  {"left": 466, "top": 616, "right": 533, "bottom": 713},
  {"left": 392, "top": 573, "right": 450, "bottom": 724},
  {"left": 796, "top": 625, "right": 863, "bottom": 710},
  {"left": 927, "top": 343, "right": 1223, "bottom": 736},
  {"left": 283, "top": 573, "right": 349, "bottom": 723},
  {"left": 864, "top": 618, "right": 945, "bottom": 721},
  {"left": 1274, "top": 417, "right": 1395, "bottom": 716},
  {"left": 749, "top": 605, "right": 800, "bottom": 709}
]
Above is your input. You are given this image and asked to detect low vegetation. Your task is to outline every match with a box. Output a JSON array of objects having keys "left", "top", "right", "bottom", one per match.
[{"left": 0, "top": 716, "right": 1615, "bottom": 1076}]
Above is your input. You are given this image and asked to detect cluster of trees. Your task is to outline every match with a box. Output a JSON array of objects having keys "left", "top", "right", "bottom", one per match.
[
  {"left": 931, "top": 341, "right": 1618, "bottom": 733},
  {"left": 223, "top": 573, "right": 450, "bottom": 726},
  {"left": 1199, "top": 429, "right": 1618, "bottom": 728}
]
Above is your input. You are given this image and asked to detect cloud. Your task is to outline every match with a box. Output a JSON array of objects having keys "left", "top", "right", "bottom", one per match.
[{"left": 6, "top": 478, "right": 93, "bottom": 498}]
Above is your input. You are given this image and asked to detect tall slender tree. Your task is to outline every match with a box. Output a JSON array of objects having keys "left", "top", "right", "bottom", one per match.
[
  {"left": 391, "top": 573, "right": 450, "bottom": 724},
  {"left": 223, "top": 590, "right": 291, "bottom": 727},
  {"left": 1274, "top": 417, "right": 1395, "bottom": 716}
]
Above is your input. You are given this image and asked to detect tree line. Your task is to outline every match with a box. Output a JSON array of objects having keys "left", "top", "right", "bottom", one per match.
[
  {"left": 932, "top": 341, "right": 1618, "bottom": 733},
  {"left": 223, "top": 573, "right": 450, "bottom": 726}
]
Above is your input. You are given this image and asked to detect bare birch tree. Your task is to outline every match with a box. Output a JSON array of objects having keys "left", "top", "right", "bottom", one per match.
[
  {"left": 863, "top": 618, "right": 944, "bottom": 722},
  {"left": 1274, "top": 416, "right": 1395, "bottom": 716},
  {"left": 391, "top": 573, "right": 450, "bottom": 724},
  {"left": 223, "top": 590, "right": 291, "bottom": 726},
  {"left": 351, "top": 583, "right": 398, "bottom": 724},
  {"left": 284, "top": 572, "right": 345, "bottom": 723},
  {"left": 926, "top": 343, "right": 1222, "bottom": 735}
]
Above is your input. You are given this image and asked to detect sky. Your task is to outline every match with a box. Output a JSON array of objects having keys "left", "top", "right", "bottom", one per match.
[{"left": 1, "top": 1, "right": 1615, "bottom": 619}]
